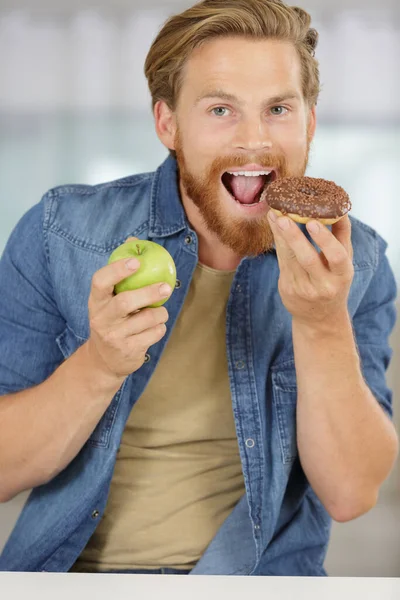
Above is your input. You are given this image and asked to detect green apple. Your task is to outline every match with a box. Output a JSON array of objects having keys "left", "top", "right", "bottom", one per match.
[{"left": 108, "top": 239, "right": 177, "bottom": 308}]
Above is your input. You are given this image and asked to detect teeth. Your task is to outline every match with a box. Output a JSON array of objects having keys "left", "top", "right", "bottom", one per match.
[{"left": 227, "top": 170, "right": 272, "bottom": 177}]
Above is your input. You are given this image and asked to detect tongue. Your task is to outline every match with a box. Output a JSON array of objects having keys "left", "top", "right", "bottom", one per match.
[{"left": 229, "top": 175, "right": 265, "bottom": 204}]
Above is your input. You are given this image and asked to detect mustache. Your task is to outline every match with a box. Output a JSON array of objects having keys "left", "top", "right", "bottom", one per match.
[{"left": 208, "top": 154, "right": 288, "bottom": 173}]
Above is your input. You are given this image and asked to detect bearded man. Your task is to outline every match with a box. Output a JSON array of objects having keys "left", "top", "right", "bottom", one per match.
[{"left": 0, "top": 0, "right": 397, "bottom": 576}]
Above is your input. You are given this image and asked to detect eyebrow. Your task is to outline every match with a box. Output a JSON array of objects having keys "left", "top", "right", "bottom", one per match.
[{"left": 195, "top": 89, "right": 301, "bottom": 108}]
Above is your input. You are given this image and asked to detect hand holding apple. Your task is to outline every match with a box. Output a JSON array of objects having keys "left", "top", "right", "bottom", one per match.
[
  {"left": 85, "top": 239, "right": 176, "bottom": 381},
  {"left": 108, "top": 239, "right": 177, "bottom": 308}
]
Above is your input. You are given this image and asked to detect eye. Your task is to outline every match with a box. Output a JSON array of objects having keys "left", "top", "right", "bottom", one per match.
[
  {"left": 211, "top": 107, "right": 231, "bottom": 117},
  {"left": 270, "top": 106, "right": 289, "bottom": 116}
]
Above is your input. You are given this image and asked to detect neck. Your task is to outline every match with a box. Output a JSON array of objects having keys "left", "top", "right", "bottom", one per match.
[{"left": 180, "top": 187, "right": 241, "bottom": 272}]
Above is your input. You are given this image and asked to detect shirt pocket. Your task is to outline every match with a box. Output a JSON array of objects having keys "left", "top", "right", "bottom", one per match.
[
  {"left": 270, "top": 361, "right": 298, "bottom": 465},
  {"left": 55, "top": 324, "right": 122, "bottom": 449}
]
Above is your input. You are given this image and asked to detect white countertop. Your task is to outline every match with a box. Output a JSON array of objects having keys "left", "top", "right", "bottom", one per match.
[{"left": 1, "top": 573, "right": 400, "bottom": 600}]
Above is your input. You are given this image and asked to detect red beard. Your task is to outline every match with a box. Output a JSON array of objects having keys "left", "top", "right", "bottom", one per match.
[{"left": 174, "top": 130, "right": 310, "bottom": 257}]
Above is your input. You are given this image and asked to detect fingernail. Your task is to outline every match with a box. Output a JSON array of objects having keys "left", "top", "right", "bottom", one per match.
[
  {"left": 307, "top": 221, "right": 320, "bottom": 234},
  {"left": 268, "top": 209, "right": 277, "bottom": 223},
  {"left": 278, "top": 217, "right": 290, "bottom": 231},
  {"left": 159, "top": 283, "right": 172, "bottom": 297},
  {"left": 126, "top": 258, "right": 140, "bottom": 270}
]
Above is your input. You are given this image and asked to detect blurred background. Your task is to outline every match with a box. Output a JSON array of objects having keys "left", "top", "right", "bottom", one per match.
[{"left": 0, "top": 0, "right": 399, "bottom": 577}]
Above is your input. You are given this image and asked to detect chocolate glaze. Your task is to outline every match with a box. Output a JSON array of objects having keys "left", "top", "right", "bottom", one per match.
[{"left": 263, "top": 176, "right": 351, "bottom": 219}]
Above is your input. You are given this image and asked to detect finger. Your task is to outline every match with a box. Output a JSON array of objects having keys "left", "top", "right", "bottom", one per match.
[
  {"left": 120, "top": 306, "right": 169, "bottom": 336},
  {"left": 268, "top": 213, "right": 298, "bottom": 266},
  {"left": 269, "top": 212, "right": 323, "bottom": 279},
  {"left": 306, "top": 219, "right": 352, "bottom": 276},
  {"left": 125, "top": 236, "right": 139, "bottom": 242},
  {"left": 90, "top": 258, "right": 141, "bottom": 305},
  {"left": 331, "top": 215, "right": 353, "bottom": 261},
  {"left": 111, "top": 283, "right": 173, "bottom": 320},
  {"left": 131, "top": 323, "right": 168, "bottom": 352}
]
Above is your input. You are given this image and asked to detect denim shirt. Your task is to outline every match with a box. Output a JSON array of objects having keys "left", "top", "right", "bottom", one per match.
[{"left": 0, "top": 155, "right": 397, "bottom": 575}]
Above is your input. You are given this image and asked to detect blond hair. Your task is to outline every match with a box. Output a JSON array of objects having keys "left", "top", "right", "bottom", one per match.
[{"left": 144, "top": 0, "right": 320, "bottom": 157}]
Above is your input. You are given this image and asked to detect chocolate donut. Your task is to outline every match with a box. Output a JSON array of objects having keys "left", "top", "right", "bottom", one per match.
[{"left": 262, "top": 176, "right": 351, "bottom": 225}]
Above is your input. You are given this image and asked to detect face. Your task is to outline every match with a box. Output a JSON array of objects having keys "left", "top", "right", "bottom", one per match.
[{"left": 157, "top": 37, "right": 316, "bottom": 257}]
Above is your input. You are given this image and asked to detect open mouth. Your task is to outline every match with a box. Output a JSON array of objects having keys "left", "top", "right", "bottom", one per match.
[{"left": 221, "top": 170, "right": 277, "bottom": 206}]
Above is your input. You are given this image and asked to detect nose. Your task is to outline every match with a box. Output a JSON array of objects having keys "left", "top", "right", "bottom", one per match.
[{"left": 233, "top": 116, "right": 272, "bottom": 152}]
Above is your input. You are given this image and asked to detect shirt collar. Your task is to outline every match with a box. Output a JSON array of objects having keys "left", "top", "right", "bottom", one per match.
[{"left": 149, "top": 154, "right": 187, "bottom": 238}]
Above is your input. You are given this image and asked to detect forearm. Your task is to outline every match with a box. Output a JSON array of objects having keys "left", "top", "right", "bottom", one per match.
[
  {"left": 293, "top": 311, "right": 399, "bottom": 521},
  {"left": 0, "top": 342, "right": 124, "bottom": 502}
]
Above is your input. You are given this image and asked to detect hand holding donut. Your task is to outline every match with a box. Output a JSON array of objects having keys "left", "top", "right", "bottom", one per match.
[{"left": 266, "top": 176, "right": 354, "bottom": 329}]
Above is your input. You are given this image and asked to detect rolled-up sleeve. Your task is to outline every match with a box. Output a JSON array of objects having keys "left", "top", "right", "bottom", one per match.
[
  {"left": 0, "top": 197, "right": 66, "bottom": 396},
  {"left": 352, "top": 240, "right": 397, "bottom": 419}
]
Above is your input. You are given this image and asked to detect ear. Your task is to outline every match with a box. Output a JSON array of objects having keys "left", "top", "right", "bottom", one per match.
[
  {"left": 307, "top": 105, "right": 317, "bottom": 142},
  {"left": 154, "top": 100, "right": 177, "bottom": 152}
]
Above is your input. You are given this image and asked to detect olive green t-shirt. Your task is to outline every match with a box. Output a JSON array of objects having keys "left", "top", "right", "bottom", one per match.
[{"left": 73, "top": 262, "right": 245, "bottom": 572}]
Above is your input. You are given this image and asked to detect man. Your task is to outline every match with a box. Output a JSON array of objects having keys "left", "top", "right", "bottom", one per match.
[{"left": 0, "top": 0, "right": 398, "bottom": 576}]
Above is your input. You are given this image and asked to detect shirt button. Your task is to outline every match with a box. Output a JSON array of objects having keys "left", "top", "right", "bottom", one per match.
[
  {"left": 246, "top": 438, "right": 255, "bottom": 448},
  {"left": 254, "top": 524, "right": 261, "bottom": 531},
  {"left": 144, "top": 353, "right": 151, "bottom": 363},
  {"left": 175, "top": 279, "right": 182, "bottom": 289},
  {"left": 236, "top": 285, "right": 242, "bottom": 292},
  {"left": 91, "top": 510, "right": 100, "bottom": 519},
  {"left": 235, "top": 360, "right": 245, "bottom": 370},
  {"left": 185, "top": 235, "right": 193, "bottom": 245}
]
